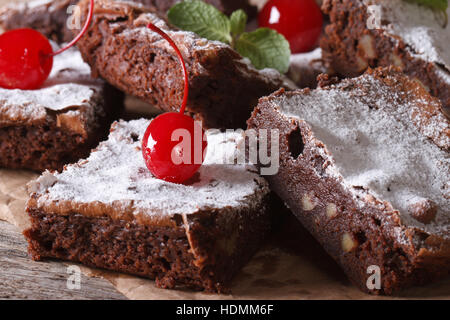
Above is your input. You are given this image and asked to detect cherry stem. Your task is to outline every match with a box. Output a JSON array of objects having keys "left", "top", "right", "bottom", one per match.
[
  {"left": 50, "top": 0, "right": 94, "bottom": 57},
  {"left": 147, "top": 23, "right": 189, "bottom": 115}
]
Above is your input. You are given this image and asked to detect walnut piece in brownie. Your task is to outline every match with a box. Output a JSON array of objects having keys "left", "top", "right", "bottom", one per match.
[
  {"left": 24, "top": 119, "right": 271, "bottom": 293},
  {"left": 74, "top": 0, "right": 293, "bottom": 129},
  {"left": 321, "top": 0, "right": 450, "bottom": 114},
  {"left": 248, "top": 67, "right": 450, "bottom": 295},
  {"left": 0, "top": 0, "right": 257, "bottom": 44},
  {"left": 0, "top": 44, "right": 123, "bottom": 172}
]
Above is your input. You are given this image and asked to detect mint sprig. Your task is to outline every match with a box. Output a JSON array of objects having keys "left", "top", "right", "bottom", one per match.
[
  {"left": 236, "top": 29, "right": 291, "bottom": 73},
  {"left": 168, "top": 0, "right": 291, "bottom": 74}
]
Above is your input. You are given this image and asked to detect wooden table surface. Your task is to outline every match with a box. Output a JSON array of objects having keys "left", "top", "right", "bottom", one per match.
[{"left": 0, "top": 220, "right": 126, "bottom": 300}]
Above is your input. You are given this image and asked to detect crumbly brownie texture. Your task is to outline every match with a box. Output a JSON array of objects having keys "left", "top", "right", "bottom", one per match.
[
  {"left": 288, "top": 48, "right": 326, "bottom": 89},
  {"left": 321, "top": 0, "right": 450, "bottom": 115},
  {"left": 24, "top": 119, "right": 271, "bottom": 292},
  {"left": 74, "top": 0, "right": 293, "bottom": 129},
  {"left": 247, "top": 67, "right": 450, "bottom": 295},
  {"left": 0, "top": 45, "right": 123, "bottom": 172},
  {"left": 0, "top": 0, "right": 256, "bottom": 43}
]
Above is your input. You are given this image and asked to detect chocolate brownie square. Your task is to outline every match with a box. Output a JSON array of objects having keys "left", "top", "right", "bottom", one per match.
[
  {"left": 24, "top": 119, "right": 271, "bottom": 292},
  {"left": 248, "top": 67, "right": 450, "bottom": 294}
]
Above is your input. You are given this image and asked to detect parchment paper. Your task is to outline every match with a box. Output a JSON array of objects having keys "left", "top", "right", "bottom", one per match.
[{"left": 0, "top": 0, "right": 449, "bottom": 301}]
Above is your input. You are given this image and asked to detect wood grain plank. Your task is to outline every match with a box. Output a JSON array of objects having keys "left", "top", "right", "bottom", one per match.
[{"left": 0, "top": 220, "right": 127, "bottom": 300}]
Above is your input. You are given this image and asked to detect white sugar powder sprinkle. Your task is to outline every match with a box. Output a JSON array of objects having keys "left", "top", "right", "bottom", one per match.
[
  {"left": 32, "top": 119, "right": 269, "bottom": 216},
  {"left": 273, "top": 73, "right": 450, "bottom": 238}
]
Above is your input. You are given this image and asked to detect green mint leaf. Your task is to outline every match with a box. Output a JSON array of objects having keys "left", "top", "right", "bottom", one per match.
[
  {"left": 230, "top": 10, "right": 247, "bottom": 36},
  {"left": 235, "top": 28, "right": 291, "bottom": 74},
  {"left": 168, "top": 0, "right": 232, "bottom": 44},
  {"left": 406, "top": 0, "right": 447, "bottom": 11}
]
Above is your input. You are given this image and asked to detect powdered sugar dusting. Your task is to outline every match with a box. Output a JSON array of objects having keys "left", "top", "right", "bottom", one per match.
[
  {"left": 274, "top": 73, "right": 450, "bottom": 239},
  {"left": 370, "top": 0, "right": 450, "bottom": 73},
  {"left": 0, "top": 44, "right": 103, "bottom": 125},
  {"left": 289, "top": 48, "right": 323, "bottom": 68},
  {"left": 32, "top": 119, "right": 269, "bottom": 216}
]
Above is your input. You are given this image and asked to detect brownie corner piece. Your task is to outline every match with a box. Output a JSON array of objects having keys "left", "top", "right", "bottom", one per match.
[
  {"left": 75, "top": 0, "right": 293, "bottom": 129},
  {"left": 248, "top": 67, "right": 450, "bottom": 295},
  {"left": 0, "top": 45, "right": 124, "bottom": 172},
  {"left": 24, "top": 119, "right": 271, "bottom": 292}
]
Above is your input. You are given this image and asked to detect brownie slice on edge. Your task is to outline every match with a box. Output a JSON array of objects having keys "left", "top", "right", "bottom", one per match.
[
  {"left": 0, "top": 45, "right": 124, "bottom": 172},
  {"left": 320, "top": 0, "right": 450, "bottom": 115},
  {"left": 24, "top": 119, "right": 271, "bottom": 293},
  {"left": 74, "top": 0, "right": 293, "bottom": 129},
  {"left": 248, "top": 67, "right": 450, "bottom": 295}
]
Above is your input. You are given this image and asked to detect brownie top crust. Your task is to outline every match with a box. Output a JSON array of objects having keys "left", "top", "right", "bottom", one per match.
[
  {"left": 28, "top": 119, "right": 269, "bottom": 226},
  {"left": 0, "top": 44, "right": 104, "bottom": 135},
  {"left": 264, "top": 68, "right": 449, "bottom": 239},
  {"left": 350, "top": 0, "right": 450, "bottom": 81}
]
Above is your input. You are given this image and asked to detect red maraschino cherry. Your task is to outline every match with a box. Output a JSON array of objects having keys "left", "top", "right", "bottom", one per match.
[
  {"left": 142, "top": 23, "right": 208, "bottom": 184},
  {"left": 259, "top": 0, "right": 323, "bottom": 54},
  {"left": 0, "top": 0, "right": 94, "bottom": 90}
]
